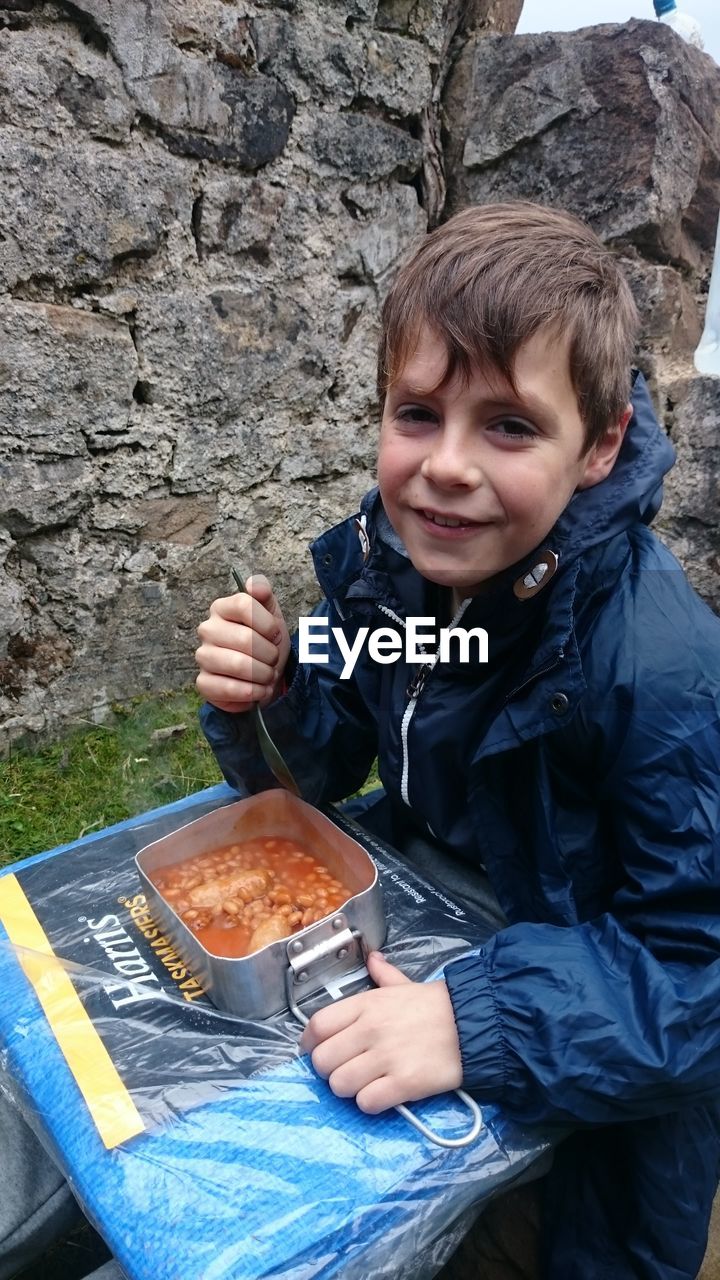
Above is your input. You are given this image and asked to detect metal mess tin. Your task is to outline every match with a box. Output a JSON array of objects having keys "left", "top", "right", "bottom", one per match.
[
  {"left": 135, "top": 791, "right": 385, "bottom": 1020},
  {"left": 136, "top": 791, "right": 483, "bottom": 1150}
]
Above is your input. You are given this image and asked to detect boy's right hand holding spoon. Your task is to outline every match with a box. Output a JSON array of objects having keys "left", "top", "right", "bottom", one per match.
[{"left": 195, "top": 574, "right": 291, "bottom": 714}]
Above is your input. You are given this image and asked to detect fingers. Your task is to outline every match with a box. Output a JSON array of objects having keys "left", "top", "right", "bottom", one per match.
[
  {"left": 356, "top": 1077, "right": 410, "bottom": 1115},
  {"left": 299, "top": 958, "right": 411, "bottom": 1059},
  {"left": 301, "top": 1004, "right": 398, "bottom": 1110},
  {"left": 301, "top": 1007, "right": 421, "bottom": 1115},
  {"left": 195, "top": 575, "right": 291, "bottom": 712},
  {"left": 299, "top": 987, "right": 407, "bottom": 1112},
  {"left": 240, "top": 575, "right": 288, "bottom": 644},
  {"left": 366, "top": 951, "right": 412, "bottom": 988},
  {"left": 299, "top": 979, "right": 464, "bottom": 1114},
  {"left": 306, "top": 1023, "right": 370, "bottom": 1087},
  {"left": 195, "top": 619, "right": 280, "bottom": 712},
  {"left": 195, "top": 667, "right": 279, "bottom": 713},
  {"left": 299, "top": 993, "right": 363, "bottom": 1055},
  {"left": 200, "top": 590, "right": 283, "bottom": 646},
  {"left": 244, "top": 573, "right": 275, "bottom": 610},
  {"left": 198, "top": 622, "right": 279, "bottom": 675}
]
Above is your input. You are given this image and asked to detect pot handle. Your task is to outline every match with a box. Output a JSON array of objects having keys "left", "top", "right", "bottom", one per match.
[
  {"left": 286, "top": 957, "right": 483, "bottom": 1150},
  {"left": 393, "top": 1093, "right": 482, "bottom": 1149}
]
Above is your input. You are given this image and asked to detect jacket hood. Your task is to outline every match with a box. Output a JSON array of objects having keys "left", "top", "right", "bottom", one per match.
[{"left": 539, "top": 371, "right": 674, "bottom": 566}]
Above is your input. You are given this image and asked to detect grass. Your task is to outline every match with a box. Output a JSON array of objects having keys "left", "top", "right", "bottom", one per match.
[
  {"left": 0, "top": 689, "right": 222, "bottom": 865},
  {"left": 0, "top": 689, "right": 381, "bottom": 866}
]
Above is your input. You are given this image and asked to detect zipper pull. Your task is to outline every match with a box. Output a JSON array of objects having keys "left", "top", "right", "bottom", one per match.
[{"left": 406, "top": 662, "right": 432, "bottom": 700}]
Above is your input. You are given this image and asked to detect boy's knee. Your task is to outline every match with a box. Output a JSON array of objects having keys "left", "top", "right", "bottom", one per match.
[
  {"left": 0, "top": 1093, "right": 83, "bottom": 1279},
  {"left": 438, "top": 1181, "right": 543, "bottom": 1280}
]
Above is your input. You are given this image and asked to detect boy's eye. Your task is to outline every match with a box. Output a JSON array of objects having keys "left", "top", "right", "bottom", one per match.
[
  {"left": 394, "top": 405, "right": 438, "bottom": 427},
  {"left": 488, "top": 418, "right": 537, "bottom": 440}
]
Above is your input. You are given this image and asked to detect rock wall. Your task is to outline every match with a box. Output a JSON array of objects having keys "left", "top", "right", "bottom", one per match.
[
  {"left": 0, "top": 0, "right": 520, "bottom": 751},
  {"left": 0, "top": 3, "right": 718, "bottom": 753}
]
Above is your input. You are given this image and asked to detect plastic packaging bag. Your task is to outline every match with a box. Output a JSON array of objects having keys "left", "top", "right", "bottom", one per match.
[{"left": 0, "top": 784, "right": 554, "bottom": 1280}]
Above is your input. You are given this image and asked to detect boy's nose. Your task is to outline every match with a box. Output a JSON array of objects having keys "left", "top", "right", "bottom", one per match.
[{"left": 420, "top": 436, "right": 482, "bottom": 489}]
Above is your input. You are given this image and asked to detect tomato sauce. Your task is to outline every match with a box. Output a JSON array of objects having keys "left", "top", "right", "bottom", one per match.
[{"left": 152, "top": 836, "right": 351, "bottom": 958}]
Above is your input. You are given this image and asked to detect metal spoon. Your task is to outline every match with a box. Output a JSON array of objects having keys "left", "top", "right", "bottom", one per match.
[
  {"left": 252, "top": 701, "right": 302, "bottom": 798},
  {"left": 231, "top": 567, "right": 302, "bottom": 798}
]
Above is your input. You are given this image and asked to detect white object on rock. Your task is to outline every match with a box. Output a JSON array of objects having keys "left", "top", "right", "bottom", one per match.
[
  {"left": 654, "top": 0, "right": 704, "bottom": 49},
  {"left": 694, "top": 213, "right": 720, "bottom": 377}
]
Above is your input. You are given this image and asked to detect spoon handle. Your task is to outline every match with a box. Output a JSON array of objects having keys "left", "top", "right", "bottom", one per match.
[{"left": 230, "top": 567, "right": 301, "bottom": 797}]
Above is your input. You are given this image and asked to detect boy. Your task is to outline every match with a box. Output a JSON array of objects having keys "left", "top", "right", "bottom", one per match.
[{"left": 195, "top": 202, "right": 720, "bottom": 1280}]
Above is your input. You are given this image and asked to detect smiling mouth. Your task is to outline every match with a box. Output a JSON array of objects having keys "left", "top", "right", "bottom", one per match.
[{"left": 419, "top": 509, "right": 483, "bottom": 528}]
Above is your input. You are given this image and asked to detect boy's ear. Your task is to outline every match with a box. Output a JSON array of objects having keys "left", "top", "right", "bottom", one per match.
[{"left": 577, "top": 404, "right": 633, "bottom": 490}]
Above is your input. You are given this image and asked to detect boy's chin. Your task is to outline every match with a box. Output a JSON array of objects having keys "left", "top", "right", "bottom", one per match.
[{"left": 411, "top": 561, "right": 496, "bottom": 596}]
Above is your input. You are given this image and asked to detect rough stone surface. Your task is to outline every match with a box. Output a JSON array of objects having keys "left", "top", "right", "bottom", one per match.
[
  {"left": 445, "top": 21, "right": 720, "bottom": 269},
  {"left": 0, "top": 3, "right": 718, "bottom": 754},
  {"left": 0, "top": 136, "right": 191, "bottom": 293},
  {"left": 656, "top": 376, "right": 720, "bottom": 612}
]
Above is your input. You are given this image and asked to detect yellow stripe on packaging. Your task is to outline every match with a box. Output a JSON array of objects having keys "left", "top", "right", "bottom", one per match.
[{"left": 0, "top": 874, "right": 145, "bottom": 1149}]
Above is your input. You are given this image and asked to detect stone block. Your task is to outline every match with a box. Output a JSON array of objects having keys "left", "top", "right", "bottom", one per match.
[
  {"left": 44, "top": 0, "right": 294, "bottom": 167},
  {"left": 159, "top": 67, "right": 295, "bottom": 168},
  {"left": 0, "top": 23, "right": 133, "bottom": 140},
  {"left": 135, "top": 496, "right": 218, "bottom": 546},
  {"left": 198, "top": 177, "right": 287, "bottom": 258},
  {"left": 170, "top": 418, "right": 286, "bottom": 497},
  {"left": 309, "top": 111, "right": 422, "bottom": 180},
  {"left": 56, "top": 0, "right": 174, "bottom": 81},
  {"left": 335, "top": 182, "right": 427, "bottom": 285},
  {"left": 445, "top": 21, "right": 720, "bottom": 270},
  {"left": 93, "top": 438, "right": 175, "bottom": 500},
  {"left": 0, "top": 529, "right": 27, "bottom": 661},
  {"left": 0, "top": 302, "right": 137, "bottom": 534},
  {"left": 372, "top": 0, "right": 520, "bottom": 55},
  {"left": 656, "top": 375, "right": 720, "bottom": 614},
  {"left": 0, "top": 136, "right": 189, "bottom": 290},
  {"left": 621, "top": 258, "right": 703, "bottom": 359},
  {"left": 359, "top": 31, "right": 432, "bottom": 117},
  {"left": 0, "top": 455, "right": 94, "bottom": 538},
  {"left": 252, "top": 11, "right": 365, "bottom": 104},
  {"left": 137, "top": 289, "right": 329, "bottom": 424},
  {"left": 661, "top": 376, "right": 720, "bottom": 520},
  {"left": 0, "top": 301, "right": 136, "bottom": 439}
]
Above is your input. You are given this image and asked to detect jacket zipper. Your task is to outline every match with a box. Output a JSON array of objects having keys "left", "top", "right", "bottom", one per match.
[
  {"left": 504, "top": 649, "right": 565, "bottom": 703},
  {"left": 378, "top": 599, "right": 470, "bottom": 808}
]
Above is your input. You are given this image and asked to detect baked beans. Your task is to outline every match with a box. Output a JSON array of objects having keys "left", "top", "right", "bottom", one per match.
[{"left": 152, "top": 836, "right": 351, "bottom": 958}]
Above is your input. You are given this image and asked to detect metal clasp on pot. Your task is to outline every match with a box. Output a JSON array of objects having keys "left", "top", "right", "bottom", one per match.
[{"left": 287, "top": 918, "right": 483, "bottom": 1151}]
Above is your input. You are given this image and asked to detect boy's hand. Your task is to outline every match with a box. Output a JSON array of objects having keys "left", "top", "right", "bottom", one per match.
[
  {"left": 299, "top": 951, "right": 463, "bottom": 1113},
  {"left": 195, "top": 574, "right": 291, "bottom": 713}
]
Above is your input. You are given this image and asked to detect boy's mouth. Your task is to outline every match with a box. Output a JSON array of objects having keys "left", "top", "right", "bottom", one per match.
[{"left": 418, "top": 508, "right": 483, "bottom": 529}]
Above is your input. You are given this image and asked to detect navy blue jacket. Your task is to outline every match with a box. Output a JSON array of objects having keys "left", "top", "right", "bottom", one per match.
[{"left": 203, "top": 374, "right": 720, "bottom": 1279}]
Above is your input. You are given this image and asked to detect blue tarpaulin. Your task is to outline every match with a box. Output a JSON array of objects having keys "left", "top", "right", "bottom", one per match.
[{"left": 0, "top": 786, "right": 552, "bottom": 1280}]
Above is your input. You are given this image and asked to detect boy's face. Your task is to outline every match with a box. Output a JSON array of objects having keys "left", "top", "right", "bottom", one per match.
[{"left": 378, "top": 325, "right": 629, "bottom": 597}]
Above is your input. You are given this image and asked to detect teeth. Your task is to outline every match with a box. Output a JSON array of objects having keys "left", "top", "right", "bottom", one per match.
[{"left": 423, "top": 510, "right": 467, "bottom": 527}]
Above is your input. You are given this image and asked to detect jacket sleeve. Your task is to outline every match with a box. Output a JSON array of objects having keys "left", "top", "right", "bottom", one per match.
[
  {"left": 201, "top": 598, "right": 381, "bottom": 805},
  {"left": 445, "top": 573, "right": 720, "bottom": 1128}
]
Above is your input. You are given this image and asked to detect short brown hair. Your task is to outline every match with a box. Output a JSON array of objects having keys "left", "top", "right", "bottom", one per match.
[{"left": 377, "top": 202, "right": 639, "bottom": 449}]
